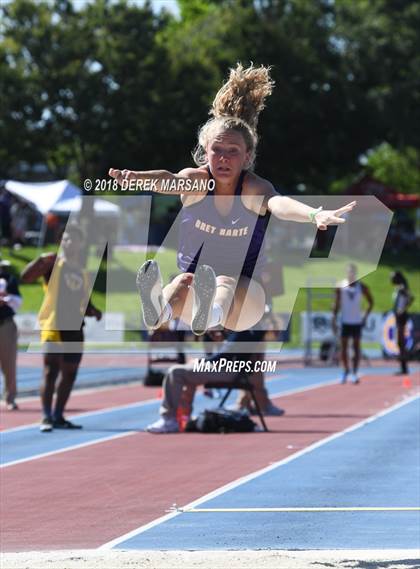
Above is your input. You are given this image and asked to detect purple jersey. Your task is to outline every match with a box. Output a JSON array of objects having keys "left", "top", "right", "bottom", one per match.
[{"left": 177, "top": 170, "right": 269, "bottom": 279}]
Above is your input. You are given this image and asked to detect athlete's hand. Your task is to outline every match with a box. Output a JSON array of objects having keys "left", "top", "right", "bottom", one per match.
[
  {"left": 315, "top": 201, "right": 357, "bottom": 231},
  {"left": 109, "top": 168, "right": 137, "bottom": 186}
]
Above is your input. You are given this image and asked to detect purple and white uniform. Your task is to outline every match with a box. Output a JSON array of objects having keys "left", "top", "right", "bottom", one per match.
[{"left": 177, "top": 170, "right": 269, "bottom": 280}]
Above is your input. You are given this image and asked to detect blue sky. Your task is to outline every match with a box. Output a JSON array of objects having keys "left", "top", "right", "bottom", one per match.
[{"left": 72, "top": 0, "right": 179, "bottom": 15}]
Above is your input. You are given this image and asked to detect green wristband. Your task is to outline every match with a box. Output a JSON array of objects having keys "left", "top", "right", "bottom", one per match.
[{"left": 309, "top": 206, "right": 323, "bottom": 224}]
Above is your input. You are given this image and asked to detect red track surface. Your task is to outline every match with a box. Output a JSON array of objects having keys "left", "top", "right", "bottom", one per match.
[{"left": 1, "top": 372, "right": 419, "bottom": 551}]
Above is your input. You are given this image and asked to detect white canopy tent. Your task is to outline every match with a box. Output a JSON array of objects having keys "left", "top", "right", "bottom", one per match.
[
  {"left": 4, "top": 179, "right": 120, "bottom": 217},
  {"left": 51, "top": 195, "right": 120, "bottom": 217},
  {"left": 4, "top": 179, "right": 120, "bottom": 245}
]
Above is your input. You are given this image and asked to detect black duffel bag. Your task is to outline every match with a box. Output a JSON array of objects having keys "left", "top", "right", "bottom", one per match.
[{"left": 186, "top": 408, "right": 257, "bottom": 433}]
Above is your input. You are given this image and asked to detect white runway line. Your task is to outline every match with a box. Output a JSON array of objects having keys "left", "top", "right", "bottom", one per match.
[
  {"left": 174, "top": 506, "right": 420, "bottom": 513},
  {"left": 99, "top": 393, "right": 419, "bottom": 550}
]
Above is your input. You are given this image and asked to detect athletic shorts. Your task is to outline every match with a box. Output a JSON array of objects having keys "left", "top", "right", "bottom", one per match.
[
  {"left": 42, "top": 330, "right": 84, "bottom": 365},
  {"left": 341, "top": 324, "right": 362, "bottom": 338}
]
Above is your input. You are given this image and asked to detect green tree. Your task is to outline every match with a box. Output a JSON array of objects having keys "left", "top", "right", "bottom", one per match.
[
  {"left": 1, "top": 0, "right": 419, "bottom": 195},
  {"left": 363, "top": 142, "right": 420, "bottom": 193},
  {"left": 0, "top": 0, "right": 175, "bottom": 181}
]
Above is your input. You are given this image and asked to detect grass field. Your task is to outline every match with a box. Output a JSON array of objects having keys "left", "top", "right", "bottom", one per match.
[{"left": 2, "top": 244, "right": 418, "bottom": 347}]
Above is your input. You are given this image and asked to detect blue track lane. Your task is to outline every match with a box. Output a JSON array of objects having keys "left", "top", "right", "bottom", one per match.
[
  {"left": 114, "top": 397, "right": 420, "bottom": 550},
  {"left": 0, "top": 366, "right": 412, "bottom": 466},
  {"left": 16, "top": 366, "right": 145, "bottom": 393},
  {"left": 1, "top": 367, "right": 343, "bottom": 465}
]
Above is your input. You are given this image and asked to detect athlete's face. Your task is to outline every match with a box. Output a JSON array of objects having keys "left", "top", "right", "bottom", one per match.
[
  {"left": 61, "top": 231, "right": 83, "bottom": 258},
  {"left": 206, "top": 130, "right": 251, "bottom": 181},
  {"left": 347, "top": 265, "right": 357, "bottom": 283}
]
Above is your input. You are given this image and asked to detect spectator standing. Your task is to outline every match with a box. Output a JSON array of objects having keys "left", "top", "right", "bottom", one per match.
[
  {"left": 21, "top": 225, "right": 102, "bottom": 431},
  {"left": 0, "top": 189, "right": 12, "bottom": 246},
  {"left": 391, "top": 271, "right": 414, "bottom": 375},
  {"left": 0, "top": 260, "right": 22, "bottom": 410},
  {"left": 333, "top": 264, "right": 374, "bottom": 384}
]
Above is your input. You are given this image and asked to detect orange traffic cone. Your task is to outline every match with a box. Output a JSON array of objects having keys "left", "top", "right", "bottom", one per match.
[
  {"left": 176, "top": 405, "right": 190, "bottom": 432},
  {"left": 402, "top": 377, "right": 412, "bottom": 389}
]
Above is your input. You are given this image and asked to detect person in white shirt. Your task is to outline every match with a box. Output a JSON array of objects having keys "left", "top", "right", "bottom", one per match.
[{"left": 332, "top": 264, "right": 373, "bottom": 384}]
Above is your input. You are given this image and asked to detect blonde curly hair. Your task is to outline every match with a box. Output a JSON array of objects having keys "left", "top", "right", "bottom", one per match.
[{"left": 193, "top": 63, "right": 274, "bottom": 169}]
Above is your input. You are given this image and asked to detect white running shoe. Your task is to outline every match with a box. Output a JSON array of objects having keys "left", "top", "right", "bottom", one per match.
[
  {"left": 350, "top": 372, "right": 360, "bottom": 384},
  {"left": 250, "top": 403, "right": 285, "bottom": 417},
  {"left": 136, "top": 260, "right": 166, "bottom": 330},
  {"left": 40, "top": 417, "right": 53, "bottom": 432},
  {"left": 191, "top": 265, "right": 217, "bottom": 336},
  {"left": 146, "top": 417, "right": 179, "bottom": 434},
  {"left": 263, "top": 403, "right": 285, "bottom": 417},
  {"left": 341, "top": 371, "right": 349, "bottom": 384}
]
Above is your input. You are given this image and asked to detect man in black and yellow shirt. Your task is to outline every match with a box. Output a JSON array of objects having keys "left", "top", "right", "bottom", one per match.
[{"left": 21, "top": 225, "right": 102, "bottom": 432}]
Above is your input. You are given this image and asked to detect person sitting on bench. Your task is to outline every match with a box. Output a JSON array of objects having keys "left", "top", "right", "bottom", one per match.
[{"left": 146, "top": 328, "right": 283, "bottom": 433}]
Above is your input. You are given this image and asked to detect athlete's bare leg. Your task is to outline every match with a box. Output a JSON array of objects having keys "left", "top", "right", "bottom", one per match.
[
  {"left": 162, "top": 272, "right": 194, "bottom": 320},
  {"left": 221, "top": 275, "right": 265, "bottom": 331},
  {"left": 341, "top": 337, "right": 350, "bottom": 375},
  {"left": 162, "top": 273, "right": 265, "bottom": 331},
  {"left": 352, "top": 336, "right": 361, "bottom": 374}
]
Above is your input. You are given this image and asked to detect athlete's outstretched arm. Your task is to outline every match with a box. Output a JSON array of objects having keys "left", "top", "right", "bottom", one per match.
[
  {"left": 267, "top": 194, "right": 357, "bottom": 231},
  {"left": 108, "top": 167, "right": 208, "bottom": 194}
]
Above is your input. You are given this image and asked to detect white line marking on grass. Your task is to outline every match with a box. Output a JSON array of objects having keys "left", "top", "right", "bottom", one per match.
[{"left": 99, "top": 393, "right": 419, "bottom": 550}]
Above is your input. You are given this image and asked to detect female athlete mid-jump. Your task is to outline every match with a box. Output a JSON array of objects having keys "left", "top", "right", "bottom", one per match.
[{"left": 110, "top": 64, "right": 356, "bottom": 335}]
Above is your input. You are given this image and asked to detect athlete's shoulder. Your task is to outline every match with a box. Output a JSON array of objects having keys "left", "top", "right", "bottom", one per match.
[
  {"left": 242, "top": 171, "right": 278, "bottom": 214},
  {"left": 243, "top": 171, "right": 277, "bottom": 195},
  {"left": 177, "top": 166, "right": 209, "bottom": 179},
  {"left": 178, "top": 167, "right": 210, "bottom": 206},
  {"left": 21, "top": 252, "right": 57, "bottom": 284}
]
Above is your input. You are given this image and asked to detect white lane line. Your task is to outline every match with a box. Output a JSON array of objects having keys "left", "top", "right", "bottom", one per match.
[
  {"left": 175, "top": 506, "right": 420, "bottom": 513},
  {"left": 0, "top": 396, "right": 161, "bottom": 435},
  {"left": 0, "top": 375, "right": 337, "bottom": 470},
  {"left": 99, "top": 393, "right": 419, "bottom": 550},
  {"left": 0, "top": 380, "right": 144, "bottom": 405},
  {"left": 0, "top": 431, "right": 138, "bottom": 469},
  {"left": 0, "top": 371, "right": 329, "bottom": 438},
  {"left": 1, "top": 370, "right": 403, "bottom": 467},
  {"left": 268, "top": 378, "right": 338, "bottom": 399}
]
